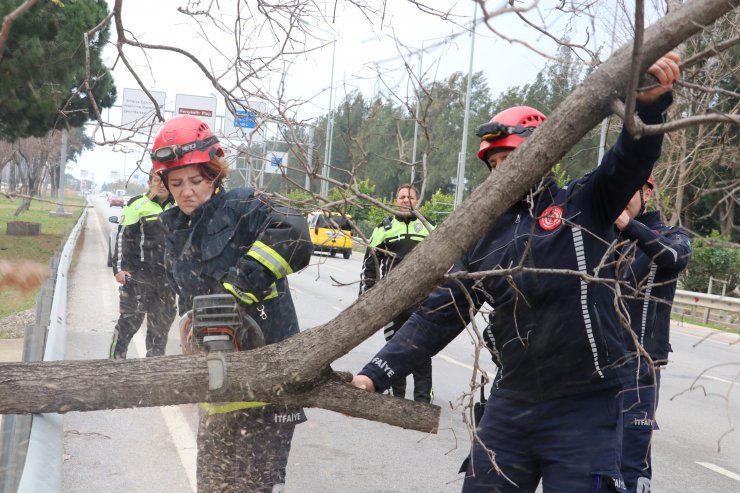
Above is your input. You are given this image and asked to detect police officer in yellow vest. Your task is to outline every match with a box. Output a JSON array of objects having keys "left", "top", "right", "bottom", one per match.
[
  {"left": 360, "top": 184, "right": 434, "bottom": 402},
  {"left": 110, "top": 172, "right": 176, "bottom": 358}
]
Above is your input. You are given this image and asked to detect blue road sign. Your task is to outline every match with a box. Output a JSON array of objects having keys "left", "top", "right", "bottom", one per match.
[{"left": 233, "top": 109, "right": 257, "bottom": 128}]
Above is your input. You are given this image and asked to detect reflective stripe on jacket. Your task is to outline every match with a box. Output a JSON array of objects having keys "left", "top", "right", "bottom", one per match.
[
  {"left": 619, "top": 211, "right": 691, "bottom": 364},
  {"left": 160, "top": 187, "right": 312, "bottom": 414},
  {"left": 360, "top": 93, "right": 674, "bottom": 403},
  {"left": 359, "top": 216, "right": 433, "bottom": 294},
  {"left": 113, "top": 194, "right": 173, "bottom": 274}
]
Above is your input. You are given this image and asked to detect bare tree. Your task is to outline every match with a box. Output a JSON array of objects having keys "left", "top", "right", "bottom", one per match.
[{"left": 0, "top": 1, "right": 738, "bottom": 432}]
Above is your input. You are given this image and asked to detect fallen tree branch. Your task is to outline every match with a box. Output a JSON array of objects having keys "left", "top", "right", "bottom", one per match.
[
  {"left": 0, "top": 354, "right": 440, "bottom": 433},
  {"left": 0, "top": 0, "right": 736, "bottom": 434}
]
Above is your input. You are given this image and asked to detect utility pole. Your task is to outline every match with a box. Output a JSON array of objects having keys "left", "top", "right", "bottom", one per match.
[
  {"left": 305, "top": 125, "right": 315, "bottom": 191},
  {"left": 454, "top": 2, "right": 477, "bottom": 208},
  {"left": 320, "top": 39, "right": 337, "bottom": 198},
  {"left": 598, "top": 7, "right": 620, "bottom": 165},
  {"left": 51, "top": 129, "right": 70, "bottom": 217},
  {"left": 410, "top": 48, "right": 424, "bottom": 185}
]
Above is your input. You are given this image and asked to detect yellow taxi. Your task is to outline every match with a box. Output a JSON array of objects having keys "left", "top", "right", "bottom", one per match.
[{"left": 307, "top": 211, "right": 353, "bottom": 259}]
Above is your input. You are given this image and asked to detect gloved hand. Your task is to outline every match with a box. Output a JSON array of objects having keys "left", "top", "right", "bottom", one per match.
[
  {"left": 221, "top": 261, "right": 274, "bottom": 305},
  {"left": 222, "top": 280, "right": 259, "bottom": 305}
]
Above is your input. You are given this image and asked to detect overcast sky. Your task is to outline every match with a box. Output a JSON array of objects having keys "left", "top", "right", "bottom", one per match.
[{"left": 69, "top": 0, "right": 625, "bottom": 185}]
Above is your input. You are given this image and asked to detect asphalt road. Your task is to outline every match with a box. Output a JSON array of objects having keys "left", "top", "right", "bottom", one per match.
[{"left": 59, "top": 197, "right": 740, "bottom": 492}]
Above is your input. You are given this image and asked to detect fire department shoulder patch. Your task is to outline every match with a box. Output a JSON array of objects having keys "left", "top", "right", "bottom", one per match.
[{"left": 539, "top": 205, "right": 563, "bottom": 231}]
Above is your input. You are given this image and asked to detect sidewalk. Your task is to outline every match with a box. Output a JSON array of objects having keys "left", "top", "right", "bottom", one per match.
[
  {"left": 671, "top": 319, "right": 740, "bottom": 345},
  {"left": 0, "top": 338, "right": 23, "bottom": 363}
]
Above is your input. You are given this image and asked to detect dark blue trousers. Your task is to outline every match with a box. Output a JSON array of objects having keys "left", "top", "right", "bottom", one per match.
[
  {"left": 462, "top": 389, "right": 626, "bottom": 493},
  {"left": 621, "top": 360, "right": 660, "bottom": 493}
]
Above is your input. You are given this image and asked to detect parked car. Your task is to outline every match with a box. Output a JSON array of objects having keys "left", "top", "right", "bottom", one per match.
[
  {"left": 306, "top": 210, "right": 353, "bottom": 259},
  {"left": 107, "top": 215, "right": 121, "bottom": 267},
  {"left": 108, "top": 195, "right": 125, "bottom": 208}
]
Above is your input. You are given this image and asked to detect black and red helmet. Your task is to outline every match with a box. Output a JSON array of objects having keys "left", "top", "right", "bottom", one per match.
[
  {"left": 476, "top": 106, "right": 547, "bottom": 162},
  {"left": 150, "top": 115, "right": 224, "bottom": 174}
]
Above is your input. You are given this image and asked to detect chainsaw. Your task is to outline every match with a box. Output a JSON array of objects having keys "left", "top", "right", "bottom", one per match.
[{"left": 179, "top": 294, "right": 265, "bottom": 354}]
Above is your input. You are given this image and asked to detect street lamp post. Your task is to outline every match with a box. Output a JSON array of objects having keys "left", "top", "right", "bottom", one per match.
[
  {"left": 410, "top": 36, "right": 452, "bottom": 185},
  {"left": 410, "top": 46, "right": 424, "bottom": 185},
  {"left": 320, "top": 38, "right": 337, "bottom": 198},
  {"left": 454, "top": 2, "right": 477, "bottom": 208},
  {"left": 597, "top": 7, "right": 620, "bottom": 166},
  {"left": 295, "top": 16, "right": 337, "bottom": 197},
  {"left": 53, "top": 129, "right": 68, "bottom": 215}
]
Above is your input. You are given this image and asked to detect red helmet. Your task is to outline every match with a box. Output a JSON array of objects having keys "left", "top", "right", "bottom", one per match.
[
  {"left": 151, "top": 115, "right": 224, "bottom": 174},
  {"left": 477, "top": 106, "right": 547, "bottom": 162},
  {"left": 646, "top": 175, "right": 655, "bottom": 189}
]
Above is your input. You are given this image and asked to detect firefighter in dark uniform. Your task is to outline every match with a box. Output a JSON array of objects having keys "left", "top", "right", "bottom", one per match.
[
  {"left": 352, "top": 53, "right": 681, "bottom": 492},
  {"left": 153, "top": 114, "right": 313, "bottom": 493},
  {"left": 615, "top": 176, "right": 691, "bottom": 493},
  {"left": 360, "top": 184, "right": 434, "bottom": 402},
  {"left": 109, "top": 172, "right": 176, "bottom": 358}
]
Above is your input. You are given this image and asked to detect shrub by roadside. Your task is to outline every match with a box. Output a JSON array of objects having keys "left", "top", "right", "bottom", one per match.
[{"left": 681, "top": 231, "right": 739, "bottom": 296}]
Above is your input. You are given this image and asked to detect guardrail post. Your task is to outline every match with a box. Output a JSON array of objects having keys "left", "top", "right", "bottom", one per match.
[{"left": 0, "top": 415, "right": 31, "bottom": 493}]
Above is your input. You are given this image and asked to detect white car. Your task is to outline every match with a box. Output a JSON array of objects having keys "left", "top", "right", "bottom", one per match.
[{"left": 107, "top": 215, "right": 121, "bottom": 267}]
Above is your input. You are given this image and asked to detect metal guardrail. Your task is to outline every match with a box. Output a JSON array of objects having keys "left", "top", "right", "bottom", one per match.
[
  {"left": 672, "top": 289, "right": 740, "bottom": 328},
  {"left": 0, "top": 208, "right": 86, "bottom": 493},
  {"left": 674, "top": 289, "right": 740, "bottom": 312}
]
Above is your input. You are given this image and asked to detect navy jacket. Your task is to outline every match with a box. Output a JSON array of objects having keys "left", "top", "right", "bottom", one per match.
[
  {"left": 360, "top": 94, "right": 674, "bottom": 403},
  {"left": 619, "top": 211, "right": 691, "bottom": 364},
  {"left": 159, "top": 188, "right": 313, "bottom": 345}
]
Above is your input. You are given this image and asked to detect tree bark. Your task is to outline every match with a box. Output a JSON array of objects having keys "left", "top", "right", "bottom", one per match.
[
  {"left": 0, "top": 353, "right": 441, "bottom": 434},
  {"left": 0, "top": 0, "right": 737, "bottom": 431}
]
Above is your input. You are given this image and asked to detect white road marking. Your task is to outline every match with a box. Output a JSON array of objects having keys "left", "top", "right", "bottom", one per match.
[
  {"left": 437, "top": 353, "right": 474, "bottom": 371},
  {"left": 290, "top": 286, "right": 344, "bottom": 312},
  {"left": 160, "top": 406, "right": 198, "bottom": 492},
  {"left": 132, "top": 336, "right": 198, "bottom": 492},
  {"left": 315, "top": 261, "right": 354, "bottom": 272},
  {"left": 701, "top": 375, "right": 740, "bottom": 387},
  {"left": 696, "top": 462, "right": 740, "bottom": 482}
]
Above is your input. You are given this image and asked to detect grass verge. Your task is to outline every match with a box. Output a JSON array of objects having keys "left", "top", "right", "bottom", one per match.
[
  {"left": 671, "top": 313, "right": 739, "bottom": 334},
  {"left": 0, "top": 194, "right": 86, "bottom": 319}
]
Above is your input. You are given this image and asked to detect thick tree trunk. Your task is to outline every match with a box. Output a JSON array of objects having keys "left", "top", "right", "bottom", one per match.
[
  {"left": 0, "top": 354, "right": 441, "bottom": 433},
  {"left": 0, "top": 0, "right": 736, "bottom": 431}
]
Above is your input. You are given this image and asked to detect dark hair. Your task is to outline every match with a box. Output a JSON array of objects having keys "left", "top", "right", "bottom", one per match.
[{"left": 396, "top": 184, "right": 418, "bottom": 197}]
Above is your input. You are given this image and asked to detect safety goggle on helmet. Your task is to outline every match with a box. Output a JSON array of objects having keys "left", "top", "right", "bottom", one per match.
[
  {"left": 150, "top": 114, "right": 224, "bottom": 174},
  {"left": 476, "top": 106, "right": 547, "bottom": 163}
]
